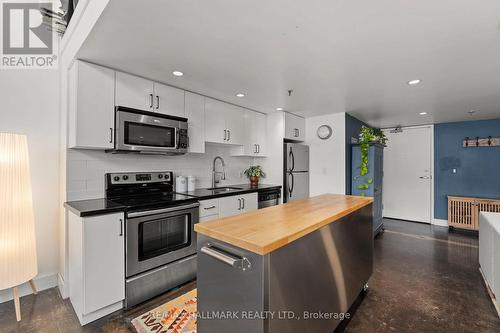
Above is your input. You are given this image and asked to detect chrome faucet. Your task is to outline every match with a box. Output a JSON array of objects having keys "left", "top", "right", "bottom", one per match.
[{"left": 212, "top": 156, "right": 226, "bottom": 188}]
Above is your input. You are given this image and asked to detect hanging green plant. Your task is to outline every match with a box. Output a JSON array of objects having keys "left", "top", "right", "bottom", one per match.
[{"left": 355, "top": 126, "right": 387, "bottom": 196}]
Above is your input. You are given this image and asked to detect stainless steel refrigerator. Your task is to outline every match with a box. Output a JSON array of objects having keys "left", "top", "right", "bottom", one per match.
[{"left": 283, "top": 142, "right": 310, "bottom": 202}]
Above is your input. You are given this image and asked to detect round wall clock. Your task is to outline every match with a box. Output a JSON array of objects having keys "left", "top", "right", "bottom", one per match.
[{"left": 317, "top": 125, "right": 333, "bottom": 140}]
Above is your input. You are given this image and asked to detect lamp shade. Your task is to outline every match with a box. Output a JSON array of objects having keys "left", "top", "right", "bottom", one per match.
[{"left": 0, "top": 133, "right": 37, "bottom": 290}]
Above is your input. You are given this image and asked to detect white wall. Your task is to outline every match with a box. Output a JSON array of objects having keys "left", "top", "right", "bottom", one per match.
[
  {"left": 305, "top": 113, "right": 346, "bottom": 196},
  {"left": 0, "top": 70, "right": 60, "bottom": 302},
  {"left": 66, "top": 144, "right": 254, "bottom": 201}
]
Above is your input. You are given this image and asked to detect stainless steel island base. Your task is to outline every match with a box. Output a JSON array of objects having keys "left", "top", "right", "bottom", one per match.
[{"left": 196, "top": 204, "right": 373, "bottom": 333}]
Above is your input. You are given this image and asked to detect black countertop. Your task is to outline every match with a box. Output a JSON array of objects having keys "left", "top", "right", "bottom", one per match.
[
  {"left": 183, "top": 183, "right": 282, "bottom": 200},
  {"left": 64, "top": 199, "right": 127, "bottom": 218},
  {"left": 65, "top": 184, "right": 282, "bottom": 217}
]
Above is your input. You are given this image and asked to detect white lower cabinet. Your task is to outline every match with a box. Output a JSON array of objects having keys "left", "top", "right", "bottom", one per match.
[
  {"left": 68, "top": 211, "right": 125, "bottom": 325},
  {"left": 199, "top": 193, "right": 258, "bottom": 221},
  {"left": 219, "top": 193, "right": 258, "bottom": 218}
]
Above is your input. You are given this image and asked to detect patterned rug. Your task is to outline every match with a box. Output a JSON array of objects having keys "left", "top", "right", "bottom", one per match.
[{"left": 132, "top": 289, "right": 197, "bottom": 333}]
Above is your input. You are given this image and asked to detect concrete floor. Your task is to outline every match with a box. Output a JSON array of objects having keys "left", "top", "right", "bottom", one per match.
[{"left": 0, "top": 219, "right": 499, "bottom": 332}]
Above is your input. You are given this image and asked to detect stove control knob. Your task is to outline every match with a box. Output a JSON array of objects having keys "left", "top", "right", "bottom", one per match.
[
  {"left": 164, "top": 174, "right": 170, "bottom": 180},
  {"left": 123, "top": 175, "right": 129, "bottom": 181},
  {"left": 158, "top": 174, "right": 163, "bottom": 179},
  {"left": 113, "top": 176, "right": 120, "bottom": 182}
]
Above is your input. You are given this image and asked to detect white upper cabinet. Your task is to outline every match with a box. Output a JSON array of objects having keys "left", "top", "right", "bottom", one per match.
[
  {"left": 185, "top": 92, "right": 205, "bottom": 153},
  {"left": 115, "top": 72, "right": 185, "bottom": 117},
  {"left": 115, "top": 71, "right": 154, "bottom": 111},
  {"left": 205, "top": 98, "right": 227, "bottom": 144},
  {"left": 153, "top": 82, "right": 185, "bottom": 117},
  {"left": 233, "top": 109, "right": 267, "bottom": 156},
  {"left": 68, "top": 61, "right": 115, "bottom": 149},
  {"left": 205, "top": 98, "right": 244, "bottom": 145},
  {"left": 225, "top": 105, "right": 245, "bottom": 145},
  {"left": 284, "top": 112, "right": 305, "bottom": 141}
]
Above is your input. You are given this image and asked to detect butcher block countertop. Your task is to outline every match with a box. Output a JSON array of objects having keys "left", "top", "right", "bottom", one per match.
[{"left": 194, "top": 194, "right": 373, "bottom": 255}]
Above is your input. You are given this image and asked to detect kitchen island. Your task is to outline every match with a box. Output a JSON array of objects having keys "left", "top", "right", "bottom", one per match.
[{"left": 194, "top": 194, "right": 374, "bottom": 333}]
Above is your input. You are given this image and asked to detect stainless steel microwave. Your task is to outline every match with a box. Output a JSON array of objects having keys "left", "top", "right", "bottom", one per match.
[{"left": 110, "top": 106, "right": 188, "bottom": 155}]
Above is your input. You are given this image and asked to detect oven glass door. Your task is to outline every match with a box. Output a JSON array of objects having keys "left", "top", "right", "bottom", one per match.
[
  {"left": 126, "top": 204, "right": 199, "bottom": 278},
  {"left": 125, "top": 122, "right": 176, "bottom": 149},
  {"left": 139, "top": 214, "right": 190, "bottom": 261}
]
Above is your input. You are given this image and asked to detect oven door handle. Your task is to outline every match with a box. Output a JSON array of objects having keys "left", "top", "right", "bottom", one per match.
[
  {"left": 127, "top": 202, "right": 200, "bottom": 218},
  {"left": 201, "top": 244, "right": 251, "bottom": 271}
]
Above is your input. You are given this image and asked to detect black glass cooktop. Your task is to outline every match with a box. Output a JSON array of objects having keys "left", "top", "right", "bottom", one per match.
[{"left": 108, "top": 192, "right": 197, "bottom": 210}]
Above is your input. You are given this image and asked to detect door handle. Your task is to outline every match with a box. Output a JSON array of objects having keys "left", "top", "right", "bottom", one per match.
[
  {"left": 257, "top": 144, "right": 260, "bottom": 153},
  {"left": 223, "top": 129, "right": 227, "bottom": 141},
  {"left": 201, "top": 244, "right": 251, "bottom": 270},
  {"left": 204, "top": 206, "right": 216, "bottom": 210},
  {"left": 241, "top": 197, "right": 245, "bottom": 209},
  {"left": 289, "top": 172, "right": 294, "bottom": 197},
  {"left": 156, "top": 95, "right": 160, "bottom": 109},
  {"left": 119, "top": 219, "right": 123, "bottom": 236},
  {"left": 227, "top": 130, "right": 231, "bottom": 141},
  {"left": 419, "top": 176, "right": 431, "bottom": 179},
  {"left": 149, "top": 94, "right": 154, "bottom": 108},
  {"left": 290, "top": 149, "right": 295, "bottom": 171},
  {"left": 238, "top": 198, "right": 242, "bottom": 210},
  {"left": 109, "top": 128, "right": 113, "bottom": 144}
]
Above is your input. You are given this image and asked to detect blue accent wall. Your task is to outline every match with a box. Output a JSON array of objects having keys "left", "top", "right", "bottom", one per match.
[
  {"left": 345, "top": 114, "right": 368, "bottom": 194},
  {"left": 434, "top": 118, "right": 500, "bottom": 219}
]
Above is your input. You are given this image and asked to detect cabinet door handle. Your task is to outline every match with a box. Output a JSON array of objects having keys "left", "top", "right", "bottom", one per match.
[
  {"left": 241, "top": 197, "right": 245, "bottom": 209},
  {"left": 149, "top": 94, "right": 154, "bottom": 108},
  {"left": 257, "top": 144, "right": 260, "bottom": 153},
  {"left": 238, "top": 198, "right": 242, "bottom": 210},
  {"left": 204, "top": 206, "right": 216, "bottom": 210},
  {"left": 297, "top": 129, "right": 300, "bottom": 137},
  {"left": 156, "top": 95, "right": 160, "bottom": 109},
  {"left": 119, "top": 219, "right": 123, "bottom": 236},
  {"left": 254, "top": 144, "right": 257, "bottom": 153},
  {"left": 227, "top": 130, "right": 231, "bottom": 141},
  {"left": 223, "top": 129, "right": 227, "bottom": 141},
  {"left": 109, "top": 128, "right": 113, "bottom": 144}
]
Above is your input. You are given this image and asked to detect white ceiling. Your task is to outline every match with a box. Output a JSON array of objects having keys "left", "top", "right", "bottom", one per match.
[{"left": 77, "top": 0, "right": 500, "bottom": 128}]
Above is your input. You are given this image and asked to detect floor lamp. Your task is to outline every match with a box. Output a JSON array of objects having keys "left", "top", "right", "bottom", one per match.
[{"left": 0, "top": 133, "right": 38, "bottom": 322}]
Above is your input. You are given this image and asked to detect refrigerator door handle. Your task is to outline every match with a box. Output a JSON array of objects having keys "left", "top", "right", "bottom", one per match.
[
  {"left": 289, "top": 149, "right": 295, "bottom": 171},
  {"left": 288, "top": 172, "right": 294, "bottom": 197}
]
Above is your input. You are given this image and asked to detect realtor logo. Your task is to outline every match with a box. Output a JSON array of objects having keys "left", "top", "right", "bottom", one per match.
[{"left": 1, "top": 0, "right": 58, "bottom": 69}]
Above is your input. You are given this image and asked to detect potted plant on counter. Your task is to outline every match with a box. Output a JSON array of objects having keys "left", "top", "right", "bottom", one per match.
[{"left": 244, "top": 165, "right": 266, "bottom": 187}]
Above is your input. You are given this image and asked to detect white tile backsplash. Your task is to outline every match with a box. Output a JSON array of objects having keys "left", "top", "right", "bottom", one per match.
[{"left": 66, "top": 143, "right": 254, "bottom": 201}]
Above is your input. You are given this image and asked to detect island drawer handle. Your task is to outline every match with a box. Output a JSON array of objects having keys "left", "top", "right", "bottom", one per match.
[{"left": 201, "top": 244, "right": 251, "bottom": 271}]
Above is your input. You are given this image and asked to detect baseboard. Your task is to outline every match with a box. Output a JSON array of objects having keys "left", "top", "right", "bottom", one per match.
[
  {"left": 0, "top": 273, "right": 58, "bottom": 304},
  {"left": 432, "top": 219, "right": 448, "bottom": 227},
  {"left": 58, "top": 273, "right": 69, "bottom": 299}
]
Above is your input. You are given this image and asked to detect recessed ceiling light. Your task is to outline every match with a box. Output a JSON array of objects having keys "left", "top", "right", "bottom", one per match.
[
  {"left": 407, "top": 79, "right": 421, "bottom": 85},
  {"left": 419, "top": 112, "right": 428, "bottom": 115},
  {"left": 276, "top": 107, "right": 283, "bottom": 111},
  {"left": 172, "top": 71, "right": 184, "bottom": 77},
  {"left": 235, "top": 93, "right": 245, "bottom": 98}
]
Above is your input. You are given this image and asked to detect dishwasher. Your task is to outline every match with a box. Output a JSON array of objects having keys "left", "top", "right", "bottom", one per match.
[{"left": 258, "top": 189, "right": 281, "bottom": 209}]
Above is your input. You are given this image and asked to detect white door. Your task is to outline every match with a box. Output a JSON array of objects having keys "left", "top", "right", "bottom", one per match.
[
  {"left": 153, "top": 82, "right": 185, "bottom": 117},
  {"left": 115, "top": 72, "right": 154, "bottom": 111},
  {"left": 383, "top": 126, "right": 432, "bottom": 223}
]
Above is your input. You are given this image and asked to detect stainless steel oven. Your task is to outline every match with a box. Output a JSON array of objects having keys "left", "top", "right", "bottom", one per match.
[
  {"left": 112, "top": 106, "right": 188, "bottom": 155},
  {"left": 125, "top": 202, "right": 199, "bottom": 307}
]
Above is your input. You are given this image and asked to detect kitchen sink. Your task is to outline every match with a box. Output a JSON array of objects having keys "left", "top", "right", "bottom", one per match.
[{"left": 207, "top": 186, "right": 243, "bottom": 192}]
